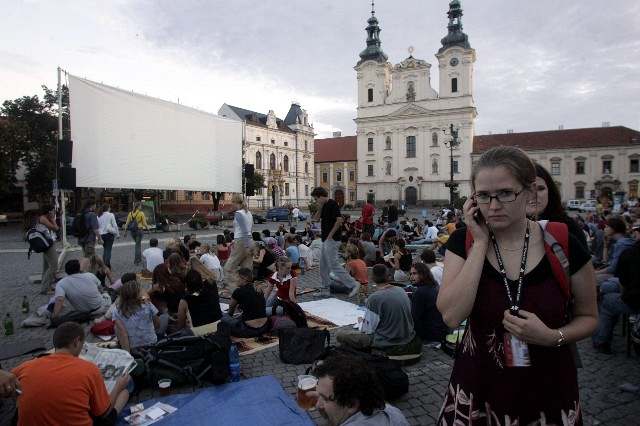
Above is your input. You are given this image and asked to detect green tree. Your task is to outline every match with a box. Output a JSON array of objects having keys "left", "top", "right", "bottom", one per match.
[
  {"left": 245, "top": 172, "right": 265, "bottom": 197},
  {"left": 0, "top": 85, "right": 68, "bottom": 203}
]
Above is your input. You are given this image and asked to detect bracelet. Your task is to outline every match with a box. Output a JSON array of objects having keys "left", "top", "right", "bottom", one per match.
[{"left": 555, "top": 329, "right": 566, "bottom": 347}]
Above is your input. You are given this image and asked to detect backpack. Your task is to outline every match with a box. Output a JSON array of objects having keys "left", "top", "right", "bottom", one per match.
[
  {"left": 270, "top": 299, "right": 308, "bottom": 328},
  {"left": 127, "top": 211, "right": 139, "bottom": 233},
  {"left": 72, "top": 213, "right": 89, "bottom": 238},
  {"left": 278, "top": 328, "right": 330, "bottom": 364},
  {"left": 308, "top": 345, "right": 409, "bottom": 401},
  {"left": 26, "top": 224, "right": 53, "bottom": 258},
  {"left": 136, "top": 334, "right": 231, "bottom": 387}
]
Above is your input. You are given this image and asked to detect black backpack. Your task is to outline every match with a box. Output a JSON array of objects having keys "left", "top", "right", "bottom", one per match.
[
  {"left": 270, "top": 299, "right": 308, "bottom": 328},
  {"left": 308, "top": 346, "right": 409, "bottom": 401},
  {"left": 26, "top": 226, "right": 53, "bottom": 259},
  {"left": 136, "top": 334, "right": 231, "bottom": 387},
  {"left": 72, "top": 213, "right": 89, "bottom": 238}
]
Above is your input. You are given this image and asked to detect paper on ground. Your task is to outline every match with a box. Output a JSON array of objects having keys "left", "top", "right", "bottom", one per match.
[{"left": 298, "top": 298, "right": 362, "bottom": 326}]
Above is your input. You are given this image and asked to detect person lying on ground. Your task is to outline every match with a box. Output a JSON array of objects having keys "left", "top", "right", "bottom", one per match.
[
  {"left": 312, "top": 354, "right": 409, "bottom": 426},
  {"left": 13, "top": 322, "right": 130, "bottom": 426}
]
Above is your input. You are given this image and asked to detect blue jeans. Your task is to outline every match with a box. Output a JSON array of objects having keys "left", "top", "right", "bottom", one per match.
[
  {"left": 101, "top": 233, "right": 114, "bottom": 267},
  {"left": 600, "top": 278, "right": 620, "bottom": 295},
  {"left": 593, "top": 292, "right": 638, "bottom": 345}
]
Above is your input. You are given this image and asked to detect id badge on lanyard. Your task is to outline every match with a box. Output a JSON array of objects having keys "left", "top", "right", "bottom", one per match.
[{"left": 503, "top": 332, "right": 531, "bottom": 367}]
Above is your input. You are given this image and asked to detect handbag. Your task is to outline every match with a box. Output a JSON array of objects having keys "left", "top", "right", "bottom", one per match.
[{"left": 278, "top": 328, "right": 330, "bottom": 364}]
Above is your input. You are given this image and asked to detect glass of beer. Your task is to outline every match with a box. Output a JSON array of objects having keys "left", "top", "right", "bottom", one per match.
[
  {"left": 158, "top": 379, "right": 172, "bottom": 397},
  {"left": 296, "top": 375, "right": 318, "bottom": 410}
]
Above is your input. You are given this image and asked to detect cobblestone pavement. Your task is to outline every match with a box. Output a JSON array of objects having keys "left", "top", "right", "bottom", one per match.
[{"left": 1, "top": 237, "right": 639, "bottom": 425}]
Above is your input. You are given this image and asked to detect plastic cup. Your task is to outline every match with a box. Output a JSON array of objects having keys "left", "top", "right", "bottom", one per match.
[
  {"left": 296, "top": 375, "right": 318, "bottom": 410},
  {"left": 158, "top": 379, "right": 172, "bottom": 396}
]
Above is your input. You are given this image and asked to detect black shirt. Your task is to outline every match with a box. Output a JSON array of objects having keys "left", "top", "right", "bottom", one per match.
[
  {"left": 232, "top": 284, "right": 266, "bottom": 321},
  {"left": 320, "top": 199, "right": 342, "bottom": 242},
  {"left": 411, "top": 284, "right": 449, "bottom": 343},
  {"left": 616, "top": 242, "right": 640, "bottom": 311},
  {"left": 387, "top": 205, "right": 399, "bottom": 223},
  {"left": 446, "top": 225, "right": 591, "bottom": 275},
  {"left": 184, "top": 286, "right": 222, "bottom": 327}
]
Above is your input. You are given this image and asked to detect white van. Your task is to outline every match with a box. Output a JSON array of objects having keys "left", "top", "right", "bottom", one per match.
[{"left": 566, "top": 200, "right": 583, "bottom": 211}]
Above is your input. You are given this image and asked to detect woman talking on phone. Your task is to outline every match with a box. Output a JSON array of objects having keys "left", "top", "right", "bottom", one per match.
[{"left": 437, "top": 146, "right": 597, "bottom": 425}]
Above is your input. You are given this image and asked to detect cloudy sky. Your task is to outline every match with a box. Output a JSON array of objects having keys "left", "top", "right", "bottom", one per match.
[{"left": 2, "top": 0, "right": 639, "bottom": 138}]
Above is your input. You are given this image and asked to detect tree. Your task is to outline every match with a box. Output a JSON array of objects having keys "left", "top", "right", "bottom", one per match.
[
  {"left": 245, "top": 172, "right": 265, "bottom": 197},
  {"left": 0, "top": 85, "right": 69, "bottom": 203}
]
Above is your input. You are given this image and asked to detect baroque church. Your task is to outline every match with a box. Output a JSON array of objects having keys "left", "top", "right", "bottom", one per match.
[{"left": 355, "top": 0, "right": 476, "bottom": 206}]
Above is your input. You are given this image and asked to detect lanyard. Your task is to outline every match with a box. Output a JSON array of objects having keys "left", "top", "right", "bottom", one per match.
[{"left": 489, "top": 221, "right": 531, "bottom": 314}]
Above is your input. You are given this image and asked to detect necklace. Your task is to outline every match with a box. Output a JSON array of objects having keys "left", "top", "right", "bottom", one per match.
[{"left": 489, "top": 220, "right": 531, "bottom": 314}]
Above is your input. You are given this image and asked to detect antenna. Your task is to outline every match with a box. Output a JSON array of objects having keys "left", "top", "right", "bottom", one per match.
[{"left": 371, "top": 0, "right": 375, "bottom": 16}]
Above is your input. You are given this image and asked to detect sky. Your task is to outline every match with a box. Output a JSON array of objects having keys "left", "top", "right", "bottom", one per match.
[{"left": 1, "top": 0, "right": 639, "bottom": 138}]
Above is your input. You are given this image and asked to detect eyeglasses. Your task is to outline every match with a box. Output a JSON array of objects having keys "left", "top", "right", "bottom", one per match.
[{"left": 473, "top": 189, "right": 523, "bottom": 204}]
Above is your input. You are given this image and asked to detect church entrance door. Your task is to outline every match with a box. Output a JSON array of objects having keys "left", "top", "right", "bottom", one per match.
[{"left": 405, "top": 186, "right": 417, "bottom": 206}]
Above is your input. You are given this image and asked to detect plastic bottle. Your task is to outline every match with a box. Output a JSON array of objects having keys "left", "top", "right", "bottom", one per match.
[
  {"left": 4, "top": 313, "right": 14, "bottom": 336},
  {"left": 21, "top": 296, "right": 30, "bottom": 314},
  {"left": 228, "top": 344, "right": 240, "bottom": 382}
]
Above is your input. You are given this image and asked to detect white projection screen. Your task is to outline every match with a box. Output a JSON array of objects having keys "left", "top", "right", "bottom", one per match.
[{"left": 69, "top": 75, "right": 242, "bottom": 192}]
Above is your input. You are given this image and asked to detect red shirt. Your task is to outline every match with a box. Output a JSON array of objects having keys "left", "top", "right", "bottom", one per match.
[
  {"left": 361, "top": 203, "right": 375, "bottom": 225},
  {"left": 268, "top": 271, "right": 296, "bottom": 301}
]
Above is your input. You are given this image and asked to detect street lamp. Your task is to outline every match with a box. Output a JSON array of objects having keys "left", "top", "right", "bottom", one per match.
[{"left": 442, "top": 124, "right": 460, "bottom": 207}]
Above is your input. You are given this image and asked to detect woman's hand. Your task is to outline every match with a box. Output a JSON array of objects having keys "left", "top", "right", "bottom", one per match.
[
  {"left": 463, "top": 197, "right": 489, "bottom": 244},
  {"left": 502, "top": 310, "right": 557, "bottom": 347}
]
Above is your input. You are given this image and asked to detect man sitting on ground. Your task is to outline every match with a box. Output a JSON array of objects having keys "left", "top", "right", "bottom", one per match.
[
  {"left": 142, "top": 238, "right": 164, "bottom": 273},
  {"left": 312, "top": 354, "right": 409, "bottom": 426},
  {"left": 336, "top": 264, "right": 420, "bottom": 359},
  {"left": 12, "top": 322, "right": 130, "bottom": 426},
  {"left": 51, "top": 259, "right": 111, "bottom": 322}
]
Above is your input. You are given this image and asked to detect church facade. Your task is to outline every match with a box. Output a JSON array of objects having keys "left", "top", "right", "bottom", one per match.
[{"left": 355, "top": 0, "right": 476, "bottom": 206}]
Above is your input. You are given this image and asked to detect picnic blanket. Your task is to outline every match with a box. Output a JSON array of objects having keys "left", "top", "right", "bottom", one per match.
[
  {"left": 0, "top": 340, "right": 47, "bottom": 361},
  {"left": 298, "top": 298, "right": 362, "bottom": 326},
  {"left": 116, "top": 376, "right": 313, "bottom": 425}
]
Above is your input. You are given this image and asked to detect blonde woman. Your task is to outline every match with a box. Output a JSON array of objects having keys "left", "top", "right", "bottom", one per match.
[
  {"left": 113, "top": 278, "right": 160, "bottom": 352},
  {"left": 222, "top": 194, "right": 254, "bottom": 291}
]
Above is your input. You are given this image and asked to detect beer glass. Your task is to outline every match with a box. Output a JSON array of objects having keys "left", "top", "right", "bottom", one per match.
[
  {"left": 296, "top": 375, "right": 318, "bottom": 410},
  {"left": 158, "top": 379, "right": 172, "bottom": 396}
]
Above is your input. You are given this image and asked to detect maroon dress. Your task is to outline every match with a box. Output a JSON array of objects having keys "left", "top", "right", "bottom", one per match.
[{"left": 439, "top": 229, "right": 589, "bottom": 426}]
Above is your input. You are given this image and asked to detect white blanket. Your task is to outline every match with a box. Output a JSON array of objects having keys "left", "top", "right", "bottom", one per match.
[{"left": 298, "top": 298, "right": 363, "bottom": 326}]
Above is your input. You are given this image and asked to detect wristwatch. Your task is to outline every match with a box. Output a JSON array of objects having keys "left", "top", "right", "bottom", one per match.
[{"left": 555, "top": 329, "right": 566, "bottom": 347}]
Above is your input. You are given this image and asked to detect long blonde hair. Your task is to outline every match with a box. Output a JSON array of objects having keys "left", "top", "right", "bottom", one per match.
[{"left": 117, "top": 279, "right": 142, "bottom": 318}]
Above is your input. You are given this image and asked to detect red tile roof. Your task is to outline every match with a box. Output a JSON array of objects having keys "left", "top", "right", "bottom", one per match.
[
  {"left": 473, "top": 126, "right": 640, "bottom": 154},
  {"left": 315, "top": 136, "right": 357, "bottom": 163}
]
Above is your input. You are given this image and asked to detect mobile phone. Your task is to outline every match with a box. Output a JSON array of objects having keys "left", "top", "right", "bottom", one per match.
[{"left": 472, "top": 201, "right": 484, "bottom": 224}]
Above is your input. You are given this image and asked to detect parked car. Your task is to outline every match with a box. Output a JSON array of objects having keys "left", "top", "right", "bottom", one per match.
[
  {"left": 265, "top": 208, "right": 306, "bottom": 222},
  {"left": 566, "top": 200, "right": 584, "bottom": 211},
  {"left": 579, "top": 200, "right": 597, "bottom": 212}
]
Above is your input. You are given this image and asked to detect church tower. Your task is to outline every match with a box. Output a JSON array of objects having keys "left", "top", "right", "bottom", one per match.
[
  {"left": 435, "top": 0, "right": 476, "bottom": 98},
  {"left": 354, "top": 2, "right": 392, "bottom": 108}
]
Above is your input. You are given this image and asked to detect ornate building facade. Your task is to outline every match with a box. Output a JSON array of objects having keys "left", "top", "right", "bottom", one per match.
[
  {"left": 219, "top": 103, "right": 315, "bottom": 209},
  {"left": 355, "top": 0, "right": 477, "bottom": 206}
]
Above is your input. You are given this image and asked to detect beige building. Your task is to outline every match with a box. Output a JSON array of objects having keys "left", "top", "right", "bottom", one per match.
[
  {"left": 218, "top": 103, "right": 315, "bottom": 209},
  {"left": 355, "top": 1, "right": 476, "bottom": 206},
  {"left": 472, "top": 126, "right": 640, "bottom": 202},
  {"left": 314, "top": 135, "right": 358, "bottom": 206}
]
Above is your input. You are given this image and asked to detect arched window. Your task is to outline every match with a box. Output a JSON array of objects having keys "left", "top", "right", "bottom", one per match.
[
  {"left": 304, "top": 162, "right": 309, "bottom": 174},
  {"left": 385, "top": 136, "right": 391, "bottom": 150},
  {"left": 270, "top": 153, "right": 276, "bottom": 170},
  {"left": 283, "top": 155, "right": 289, "bottom": 172},
  {"left": 255, "top": 152, "right": 262, "bottom": 170},
  {"left": 431, "top": 132, "right": 438, "bottom": 146},
  {"left": 432, "top": 158, "right": 439, "bottom": 174}
]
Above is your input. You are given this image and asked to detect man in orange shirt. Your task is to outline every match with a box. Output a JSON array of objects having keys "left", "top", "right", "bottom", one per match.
[{"left": 12, "top": 322, "right": 130, "bottom": 426}]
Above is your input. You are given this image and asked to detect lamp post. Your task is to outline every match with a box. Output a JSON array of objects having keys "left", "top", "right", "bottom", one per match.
[{"left": 442, "top": 124, "right": 460, "bottom": 207}]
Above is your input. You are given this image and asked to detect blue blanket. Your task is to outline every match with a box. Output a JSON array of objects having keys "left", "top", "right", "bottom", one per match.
[{"left": 117, "top": 376, "right": 313, "bottom": 425}]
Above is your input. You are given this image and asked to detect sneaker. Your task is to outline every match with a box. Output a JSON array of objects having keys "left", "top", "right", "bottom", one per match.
[{"left": 348, "top": 282, "right": 361, "bottom": 298}]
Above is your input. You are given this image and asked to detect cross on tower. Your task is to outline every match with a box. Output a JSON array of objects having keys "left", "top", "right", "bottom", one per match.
[{"left": 371, "top": 0, "right": 375, "bottom": 16}]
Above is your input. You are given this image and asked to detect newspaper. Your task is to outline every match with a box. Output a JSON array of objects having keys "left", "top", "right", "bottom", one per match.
[
  {"left": 80, "top": 343, "right": 136, "bottom": 393},
  {"left": 125, "top": 402, "right": 178, "bottom": 426}
]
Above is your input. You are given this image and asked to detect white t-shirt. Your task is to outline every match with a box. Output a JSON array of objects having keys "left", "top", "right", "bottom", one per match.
[
  {"left": 233, "top": 209, "right": 253, "bottom": 240},
  {"left": 200, "top": 253, "right": 222, "bottom": 271},
  {"left": 430, "top": 265, "right": 444, "bottom": 286},
  {"left": 54, "top": 272, "right": 103, "bottom": 312},
  {"left": 142, "top": 247, "right": 164, "bottom": 273},
  {"left": 426, "top": 226, "right": 439, "bottom": 241},
  {"left": 292, "top": 208, "right": 300, "bottom": 218}
]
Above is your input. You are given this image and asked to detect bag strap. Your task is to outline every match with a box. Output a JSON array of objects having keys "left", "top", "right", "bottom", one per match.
[{"left": 538, "top": 220, "right": 571, "bottom": 300}]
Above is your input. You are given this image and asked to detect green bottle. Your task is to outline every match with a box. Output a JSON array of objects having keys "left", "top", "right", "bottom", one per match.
[
  {"left": 4, "top": 313, "right": 14, "bottom": 336},
  {"left": 21, "top": 296, "right": 29, "bottom": 314}
]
